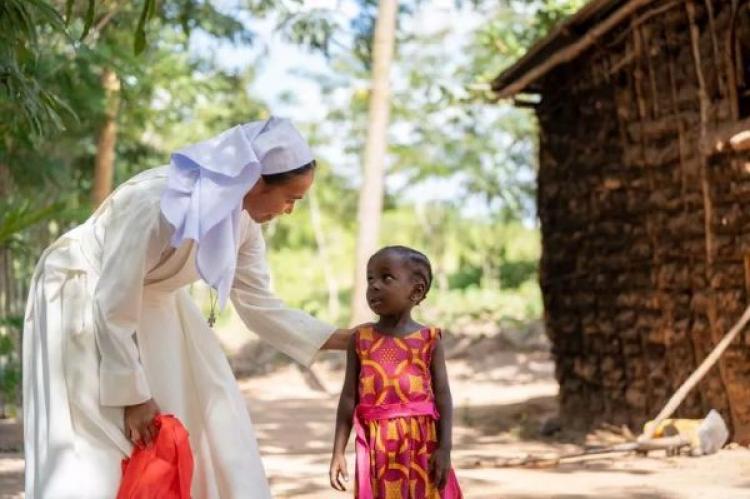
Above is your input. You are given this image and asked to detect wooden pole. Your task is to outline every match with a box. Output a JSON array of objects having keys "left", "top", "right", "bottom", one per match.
[{"left": 640, "top": 302, "right": 750, "bottom": 440}]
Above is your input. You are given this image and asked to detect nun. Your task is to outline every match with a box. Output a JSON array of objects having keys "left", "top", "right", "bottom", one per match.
[{"left": 23, "top": 117, "right": 351, "bottom": 498}]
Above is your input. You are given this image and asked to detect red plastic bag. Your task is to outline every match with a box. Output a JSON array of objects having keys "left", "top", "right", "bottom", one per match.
[{"left": 117, "top": 414, "right": 194, "bottom": 499}]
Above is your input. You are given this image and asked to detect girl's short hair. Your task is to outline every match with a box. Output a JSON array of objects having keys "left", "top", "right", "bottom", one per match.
[{"left": 374, "top": 245, "right": 433, "bottom": 296}]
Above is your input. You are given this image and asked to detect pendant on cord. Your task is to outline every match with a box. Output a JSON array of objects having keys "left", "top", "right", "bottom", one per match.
[{"left": 208, "top": 288, "right": 218, "bottom": 328}]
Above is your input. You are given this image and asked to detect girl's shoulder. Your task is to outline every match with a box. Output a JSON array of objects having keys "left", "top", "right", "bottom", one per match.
[
  {"left": 403, "top": 325, "right": 442, "bottom": 348},
  {"left": 429, "top": 327, "right": 444, "bottom": 349},
  {"left": 419, "top": 325, "right": 443, "bottom": 342},
  {"left": 353, "top": 324, "right": 444, "bottom": 345},
  {"left": 352, "top": 324, "right": 376, "bottom": 350}
]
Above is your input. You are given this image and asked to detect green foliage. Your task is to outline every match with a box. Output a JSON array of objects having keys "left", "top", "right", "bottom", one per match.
[
  {"left": 0, "top": 317, "right": 21, "bottom": 412},
  {"left": 471, "top": 0, "right": 588, "bottom": 85},
  {"left": 417, "top": 281, "right": 542, "bottom": 328},
  {"left": 0, "top": 200, "right": 65, "bottom": 249},
  {"left": 0, "top": 0, "right": 73, "bottom": 138},
  {"left": 266, "top": 186, "right": 541, "bottom": 328}
]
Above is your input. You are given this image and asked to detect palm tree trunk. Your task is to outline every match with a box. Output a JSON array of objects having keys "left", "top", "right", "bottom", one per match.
[
  {"left": 350, "top": 0, "right": 398, "bottom": 325},
  {"left": 92, "top": 67, "right": 120, "bottom": 208}
]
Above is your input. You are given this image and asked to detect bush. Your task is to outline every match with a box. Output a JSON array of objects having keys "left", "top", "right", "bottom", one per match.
[
  {"left": 0, "top": 316, "right": 22, "bottom": 417},
  {"left": 416, "top": 281, "right": 542, "bottom": 331}
]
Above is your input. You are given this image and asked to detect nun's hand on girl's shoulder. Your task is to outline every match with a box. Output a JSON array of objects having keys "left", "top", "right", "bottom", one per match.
[
  {"left": 322, "top": 324, "right": 373, "bottom": 351},
  {"left": 124, "top": 398, "right": 160, "bottom": 448}
]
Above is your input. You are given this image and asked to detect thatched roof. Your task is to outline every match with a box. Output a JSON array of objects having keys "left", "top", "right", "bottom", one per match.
[{"left": 492, "top": 0, "right": 656, "bottom": 98}]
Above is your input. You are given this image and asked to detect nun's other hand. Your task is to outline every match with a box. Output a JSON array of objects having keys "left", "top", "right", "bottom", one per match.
[
  {"left": 322, "top": 328, "right": 354, "bottom": 351},
  {"left": 124, "top": 398, "right": 160, "bottom": 448}
]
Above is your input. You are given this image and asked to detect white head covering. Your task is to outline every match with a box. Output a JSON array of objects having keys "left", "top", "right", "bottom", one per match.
[{"left": 160, "top": 116, "right": 314, "bottom": 308}]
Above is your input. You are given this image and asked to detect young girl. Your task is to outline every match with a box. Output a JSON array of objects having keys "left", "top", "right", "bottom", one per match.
[{"left": 329, "top": 246, "right": 463, "bottom": 498}]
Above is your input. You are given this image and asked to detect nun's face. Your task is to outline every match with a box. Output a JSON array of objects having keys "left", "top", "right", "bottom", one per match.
[{"left": 242, "top": 168, "right": 315, "bottom": 223}]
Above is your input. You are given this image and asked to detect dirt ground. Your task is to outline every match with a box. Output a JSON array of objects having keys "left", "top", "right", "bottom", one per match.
[
  {"left": 2, "top": 348, "right": 750, "bottom": 498},
  {"left": 244, "top": 354, "right": 750, "bottom": 499}
]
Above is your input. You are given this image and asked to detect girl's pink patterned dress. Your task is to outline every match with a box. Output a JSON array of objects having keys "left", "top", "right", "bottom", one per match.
[{"left": 353, "top": 326, "right": 462, "bottom": 499}]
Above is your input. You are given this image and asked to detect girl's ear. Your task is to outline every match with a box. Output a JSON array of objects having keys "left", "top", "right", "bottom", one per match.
[{"left": 410, "top": 281, "right": 426, "bottom": 304}]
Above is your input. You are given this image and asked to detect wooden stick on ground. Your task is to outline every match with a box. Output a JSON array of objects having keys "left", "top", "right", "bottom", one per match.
[
  {"left": 469, "top": 435, "right": 690, "bottom": 469},
  {"left": 640, "top": 302, "right": 750, "bottom": 440}
]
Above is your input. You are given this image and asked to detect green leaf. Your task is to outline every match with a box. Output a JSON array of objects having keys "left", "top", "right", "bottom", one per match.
[
  {"left": 147, "top": 0, "right": 157, "bottom": 18},
  {"left": 134, "top": 0, "right": 156, "bottom": 55},
  {"left": 0, "top": 316, "right": 22, "bottom": 331},
  {"left": 64, "top": 0, "right": 74, "bottom": 24},
  {"left": 0, "top": 201, "right": 66, "bottom": 247},
  {"left": 0, "top": 335, "right": 14, "bottom": 355},
  {"left": 80, "top": 0, "right": 95, "bottom": 40}
]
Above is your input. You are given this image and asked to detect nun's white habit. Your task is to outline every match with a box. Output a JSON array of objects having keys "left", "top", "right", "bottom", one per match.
[{"left": 23, "top": 118, "right": 334, "bottom": 498}]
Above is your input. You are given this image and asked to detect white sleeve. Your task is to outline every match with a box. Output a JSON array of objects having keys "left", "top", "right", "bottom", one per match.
[
  {"left": 92, "top": 190, "right": 171, "bottom": 407},
  {"left": 230, "top": 221, "right": 335, "bottom": 367}
]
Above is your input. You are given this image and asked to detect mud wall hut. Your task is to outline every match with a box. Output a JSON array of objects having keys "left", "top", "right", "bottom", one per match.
[{"left": 493, "top": 0, "right": 750, "bottom": 442}]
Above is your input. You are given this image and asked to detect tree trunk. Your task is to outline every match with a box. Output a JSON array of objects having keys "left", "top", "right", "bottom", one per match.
[
  {"left": 92, "top": 67, "right": 121, "bottom": 209},
  {"left": 350, "top": 0, "right": 398, "bottom": 325},
  {"left": 0, "top": 163, "right": 8, "bottom": 322}
]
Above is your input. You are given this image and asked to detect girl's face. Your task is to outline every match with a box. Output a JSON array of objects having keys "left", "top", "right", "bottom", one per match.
[
  {"left": 242, "top": 169, "right": 314, "bottom": 223},
  {"left": 366, "top": 251, "right": 425, "bottom": 316}
]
